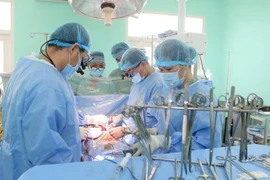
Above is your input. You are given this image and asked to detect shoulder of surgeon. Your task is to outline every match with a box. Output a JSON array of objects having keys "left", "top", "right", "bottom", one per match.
[
  {"left": 189, "top": 79, "right": 213, "bottom": 97},
  {"left": 14, "top": 56, "right": 69, "bottom": 91},
  {"left": 151, "top": 70, "right": 167, "bottom": 87}
]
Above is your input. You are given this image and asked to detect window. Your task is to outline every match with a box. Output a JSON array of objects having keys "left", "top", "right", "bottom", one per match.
[
  {"left": 0, "top": 0, "right": 13, "bottom": 73},
  {"left": 126, "top": 12, "right": 205, "bottom": 76}
]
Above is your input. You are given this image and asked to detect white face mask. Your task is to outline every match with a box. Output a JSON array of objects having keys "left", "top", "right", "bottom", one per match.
[
  {"left": 61, "top": 49, "right": 81, "bottom": 80},
  {"left": 131, "top": 65, "right": 145, "bottom": 84},
  {"left": 160, "top": 66, "right": 186, "bottom": 88}
]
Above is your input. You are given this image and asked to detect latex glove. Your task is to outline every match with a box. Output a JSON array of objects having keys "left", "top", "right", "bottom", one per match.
[
  {"left": 147, "top": 128, "right": 158, "bottom": 135},
  {"left": 109, "top": 126, "right": 128, "bottom": 139},
  {"left": 131, "top": 135, "right": 171, "bottom": 156},
  {"left": 108, "top": 114, "right": 123, "bottom": 125},
  {"left": 85, "top": 114, "right": 108, "bottom": 125},
  {"left": 133, "top": 128, "right": 158, "bottom": 136},
  {"left": 79, "top": 127, "right": 89, "bottom": 140}
]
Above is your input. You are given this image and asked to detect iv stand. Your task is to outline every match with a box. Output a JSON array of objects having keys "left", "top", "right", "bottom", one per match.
[
  {"left": 30, "top": 32, "right": 50, "bottom": 41},
  {"left": 225, "top": 52, "right": 232, "bottom": 100}
]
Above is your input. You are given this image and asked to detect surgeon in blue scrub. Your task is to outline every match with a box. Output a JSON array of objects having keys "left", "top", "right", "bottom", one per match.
[
  {"left": 109, "top": 42, "right": 130, "bottom": 78},
  {"left": 130, "top": 39, "right": 222, "bottom": 156},
  {"left": 108, "top": 48, "right": 167, "bottom": 146},
  {"left": 88, "top": 51, "right": 106, "bottom": 77},
  {"left": 1, "top": 22, "right": 91, "bottom": 180}
]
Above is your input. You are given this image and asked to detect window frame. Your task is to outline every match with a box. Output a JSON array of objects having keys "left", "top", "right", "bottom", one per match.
[
  {"left": 125, "top": 11, "right": 205, "bottom": 75},
  {"left": 0, "top": 0, "right": 14, "bottom": 73}
]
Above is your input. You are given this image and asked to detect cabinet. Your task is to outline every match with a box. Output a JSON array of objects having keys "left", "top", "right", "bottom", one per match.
[{"left": 248, "top": 114, "right": 270, "bottom": 145}]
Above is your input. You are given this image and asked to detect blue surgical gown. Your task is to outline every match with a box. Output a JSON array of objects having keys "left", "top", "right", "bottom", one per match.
[
  {"left": 168, "top": 80, "right": 223, "bottom": 153},
  {"left": 124, "top": 71, "right": 167, "bottom": 138},
  {"left": 1, "top": 55, "right": 81, "bottom": 180}
]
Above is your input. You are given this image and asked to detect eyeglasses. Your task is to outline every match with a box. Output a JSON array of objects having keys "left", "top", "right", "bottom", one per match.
[
  {"left": 158, "top": 65, "right": 181, "bottom": 72},
  {"left": 91, "top": 67, "right": 104, "bottom": 71},
  {"left": 125, "top": 62, "right": 141, "bottom": 74}
]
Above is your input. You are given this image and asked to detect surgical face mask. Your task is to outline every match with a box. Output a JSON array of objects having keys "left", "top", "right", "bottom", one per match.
[
  {"left": 131, "top": 65, "right": 145, "bottom": 84},
  {"left": 61, "top": 50, "right": 81, "bottom": 80},
  {"left": 160, "top": 67, "right": 186, "bottom": 88},
  {"left": 90, "top": 68, "right": 104, "bottom": 77}
]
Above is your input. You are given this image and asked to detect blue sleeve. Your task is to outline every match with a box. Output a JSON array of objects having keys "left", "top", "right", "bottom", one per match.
[
  {"left": 169, "top": 131, "right": 182, "bottom": 153},
  {"left": 144, "top": 85, "right": 167, "bottom": 135},
  {"left": 145, "top": 105, "right": 166, "bottom": 135},
  {"left": 169, "top": 111, "right": 222, "bottom": 152},
  {"left": 78, "top": 111, "right": 86, "bottom": 126},
  {"left": 22, "top": 87, "right": 78, "bottom": 165},
  {"left": 191, "top": 111, "right": 222, "bottom": 150}
]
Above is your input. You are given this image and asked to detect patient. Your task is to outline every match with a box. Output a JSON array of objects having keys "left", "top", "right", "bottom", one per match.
[{"left": 80, "top": 115, "right": 130, "bottom": 161}]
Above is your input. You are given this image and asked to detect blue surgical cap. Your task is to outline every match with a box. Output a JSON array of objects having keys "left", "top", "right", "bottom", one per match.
[
  {"left": 154, "top": 39, "right": 197, "bottom": 67},
  {"left": 120, "top": 48, "right": 149, "bottom": 71},
  {"left": 111, "top": 42, "right": 130, "bottom": 59},
  {"left": 89, "top": 51, "right": 105, "bottom": 64},
  {"left": 48, "top": 22, "right": 91, "bottom": 52}
]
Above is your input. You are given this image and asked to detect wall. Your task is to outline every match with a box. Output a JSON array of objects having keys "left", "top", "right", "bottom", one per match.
[
  {"left": 14, "top": 0, "right": 225, "bottom": 95},
  {"left": 223, "top": 0, "right": 270, "bottom": 105},
  {"left": 14, "top": 0, "right": 126, "bottom": 77}
]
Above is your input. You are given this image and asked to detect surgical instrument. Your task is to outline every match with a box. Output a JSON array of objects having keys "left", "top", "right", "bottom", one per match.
[
  {"left": 168, "top": 158, "right": 183, "bottom": 180},
  {"left": 110, "top": 153, "right": 132, "bottom": 180},
  {"left": 216, "top": 155, "right": 258, "bottom": 180},
  {"left": 142, "top": 157, "right": 149, "bottom": 180},
  {"left": 165, "top": 84, "right": 174, "bottom": 149},
  {"left": 185, "top": 92, "right": 207, "bottom": 172},
  {"left": 126, "top": 104, "right": 258, "bottom": 113},
  {"left": 245, "top": 155, "right": 270, "bottom": 170},
  {"left": 147, "top": 161, "right": 161, "bottom": 180},
  {"left": 185, "top": 109, "right": 196, "bottom": 172},
  {"left": 191, "top": 92, "right": 208, "bottom": 107},
  {"left": 206, "top": 159, "right": 218, "bottom": 180},
  {"left": 217, "top": 95, "right": 227, "bottom": 108},
  {"left": 209, "top": 87, "right": 215, "bottom": 165},
  {"left": 239, "top": 112, "right": 248, "bottom": 162},
  {"left": 181, "top": 83, "right": 189, "bottom": 177},
  {"left": 224, "top": 86, "right": 235, "bottom": 180},
  {"left": 151, "top": 156, "right": 225, "bottom": 167},
  {"left": 247, "top": 93, "right": 264, "bottom": 109},
  {"left": 197, "top": 158, "right": 214, "bottom": 180},
  {"left": 153, "top": 94, "right": 166, "bottom": 106}
]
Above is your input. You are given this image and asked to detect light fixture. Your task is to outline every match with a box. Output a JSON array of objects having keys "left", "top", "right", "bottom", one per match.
[{"left": 68, "top": 0, "right": 147, "bottom": 26}]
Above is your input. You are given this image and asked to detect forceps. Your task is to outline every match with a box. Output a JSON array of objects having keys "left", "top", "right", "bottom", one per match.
[
  {"left": 245, "top": 155, "right": 270, "bottom": 170},
  {"left": 180, "top": 83, "right": 189, "bottom": 177},
  {"left": 216, "top": 155, "right": 258, "bottom": 180},
  {"left": 197, "top": 158, "right": 214, "bottom": 180},
  {"left": 168, "top": 158, "right": 183, "bottom": 180},
  {"left": 209, "top": 87, "right": 215, "bottom": 165}
]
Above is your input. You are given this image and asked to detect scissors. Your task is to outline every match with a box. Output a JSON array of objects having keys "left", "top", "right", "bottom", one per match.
[
  {"left": 217, "top": 95, "right": 227, "bottom": 108},
  {"left": 197, "top": 158, "right": 214, "bottom": 180},
  {"left": 247, "top": 93, "right": 264, "bottom": 109}
]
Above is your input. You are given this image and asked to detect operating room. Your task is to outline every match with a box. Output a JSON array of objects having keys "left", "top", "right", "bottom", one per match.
[{"left": 0, "top": 0, "right": 270, "bottom": 179}]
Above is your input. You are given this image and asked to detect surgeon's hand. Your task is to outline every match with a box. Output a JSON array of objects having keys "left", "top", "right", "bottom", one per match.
[
  {"left": 109, "top": 126, "right": 128, "bottom": 139},
  {"left": 131, "top": 135, "right": 171, "bottom": 156},
  {"left": 79, "top": 127, "right": 89, "bottom": 140}
]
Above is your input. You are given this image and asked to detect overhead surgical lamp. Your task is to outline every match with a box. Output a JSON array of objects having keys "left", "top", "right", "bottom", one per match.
[{"left": 68, "top": 0, "right": 147, "bottom": 26}]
